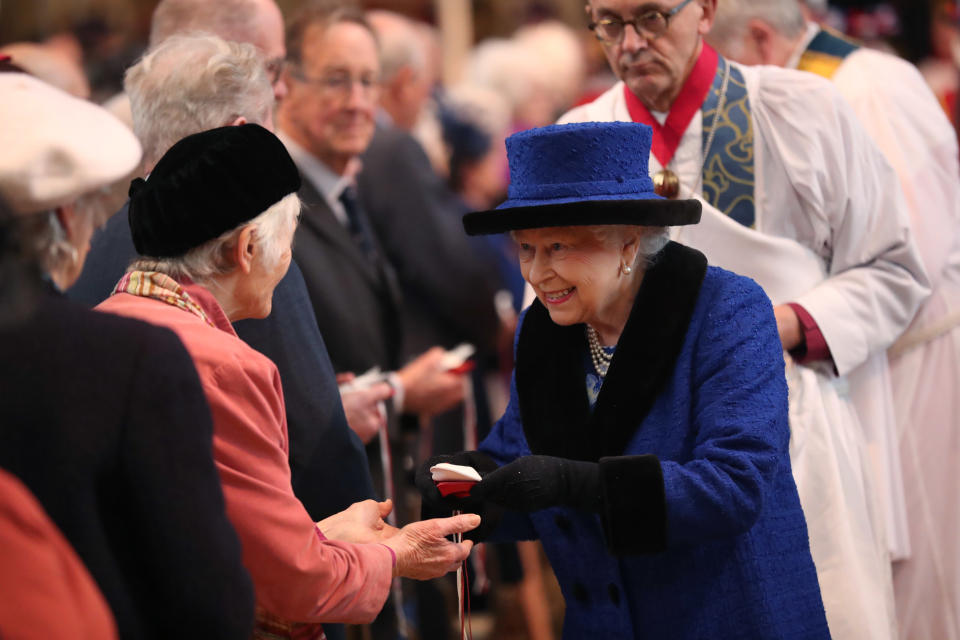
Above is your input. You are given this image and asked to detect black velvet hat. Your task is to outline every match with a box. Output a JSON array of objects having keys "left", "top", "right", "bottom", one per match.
[
  {"left": 462, "top": 122, "right": 701, "bottom": 236},
  {"left": 129, "top": 124, "right": 300, "bottom": 258}
]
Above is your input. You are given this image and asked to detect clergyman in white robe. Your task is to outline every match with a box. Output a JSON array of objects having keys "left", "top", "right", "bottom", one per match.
[
  {"left": 560, "top": 47, "right": 929, "bottom": 640},
  {"left": 784, "top": 23, "right": 960, "bottom": 640}
]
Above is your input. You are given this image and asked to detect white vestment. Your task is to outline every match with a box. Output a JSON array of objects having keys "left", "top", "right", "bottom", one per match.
[
  {"left": 789, "top": 25, "right": 960, "bottom": 640},
  {"left": 561, "top": 60, "right": 930, "bottom": 640}
]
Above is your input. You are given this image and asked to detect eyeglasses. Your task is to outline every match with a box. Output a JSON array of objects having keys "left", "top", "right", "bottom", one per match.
[
  {"left": 288, "top": 66, "right": 380, "bottom": 98},
  {"left": 265, "top": 57, "right": 286, "bottom": 85},
  {"left": 588, "top": 0, "right": 696, "bottom": 44}
]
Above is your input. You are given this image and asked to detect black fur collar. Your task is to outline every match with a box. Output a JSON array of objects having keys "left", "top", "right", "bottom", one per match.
[{"left": 515, "top": 241, "right": 707, "bottom": 461}]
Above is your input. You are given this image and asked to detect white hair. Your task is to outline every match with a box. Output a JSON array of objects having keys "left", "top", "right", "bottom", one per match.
[
  {"left": 590, "top": 225, "right": 671, "bottom": 268},
  {"left": 125, "top": 34, "right": 273, "bottom": 170},
  {"left": 128, "top": 192, "right": 300, "bottom": 282},
  {"left": 366, "top": 10, "right": 426, "bottom": 82},
  {"left": 513, "top": 21, "right": 586, "bottom": 113},
  {"left": 710, "top": 0, "right": 807, "bottom": 49},
  {"left": 465, "top": 38, "right": 539, "bottom": 115},
  {"left": 510, "top": 224, "right": 671, "bottom": 269},
  {"left": 20, "top": 188, "right": 116, "bottom": 278},
  {"left": 445, "top": 84, "right": 512, "bottom": 141},
  {"left": 466, "top": 25, "right": 585, "bottom": 124}
]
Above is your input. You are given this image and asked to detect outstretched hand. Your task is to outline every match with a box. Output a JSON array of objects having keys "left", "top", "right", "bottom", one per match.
[
  {"left": 382, "top": 514, "right": 480, "bottom": 580},
  {"left": 317, "top": 499, "right": 397, "bottom": 544},
  {"left": 473, "top": 455, "right": 601, "bottom": 512}
]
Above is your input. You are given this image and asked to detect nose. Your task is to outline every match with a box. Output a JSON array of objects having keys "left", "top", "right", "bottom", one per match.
[
  {"left": 621, "top": 22, "right": 648, "bottom": 54},
  {"left": 345, "top": 79, "right": 375, "bottom": 108},
  {"left": 526, "top": 250, "right": 554, "bottom": 287},
  {"left": 273, "top": 77, "right": 288, "bottom": 103}
]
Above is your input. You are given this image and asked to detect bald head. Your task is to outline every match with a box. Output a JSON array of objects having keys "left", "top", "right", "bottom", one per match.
[{"left": 149, "top": 0, "right": 286, "bottom": 99}]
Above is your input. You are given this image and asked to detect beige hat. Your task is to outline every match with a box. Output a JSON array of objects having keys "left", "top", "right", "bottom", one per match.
[{"left": 0, "top": 73, "right": 141, "bottom": 215}]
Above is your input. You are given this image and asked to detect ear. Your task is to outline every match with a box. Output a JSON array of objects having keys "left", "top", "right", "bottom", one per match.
[
  {"left": 229, "top": 115, "right": 249, "bottom": 127},
  {"left": 620, "top": 230, "right": 641, "bottom": 268},
  {"left": 699, "top": 0, "right": 718, "bottom": 36},
  {"left": 54, "top": 203, "right": 80, "bottom": 242},
  {"left": 747, "top": 18, "right": 775, "bottom": 64},
  {"left": 232, "top": 224, "right": 258, "bottom": 275},
  {"left": 391, "top": 66, "right": 415, "bottom": 100}
]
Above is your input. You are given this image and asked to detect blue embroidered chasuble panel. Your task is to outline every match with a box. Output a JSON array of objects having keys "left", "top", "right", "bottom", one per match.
[{"left": 700, "top": 56, "right": 756, "bottom": 228}]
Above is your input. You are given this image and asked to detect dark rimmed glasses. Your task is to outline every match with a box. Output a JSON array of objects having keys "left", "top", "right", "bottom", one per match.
[
  {"left": 287, "top": 65, "right": 380, "bottom": 98},
  {"left": 265, "top": 57, "right": 286, "bottom": 85},
  {"left": 588, "top": 0, "right": 696, "bottom": 43}
]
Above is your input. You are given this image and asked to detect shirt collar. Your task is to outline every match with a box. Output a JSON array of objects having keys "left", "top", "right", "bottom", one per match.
[
  {"left": 785, "top": 22, "right": 822, "bottom": 70},
  {"left": 277, "top": 130, "right": 351, "bottom": 203}
]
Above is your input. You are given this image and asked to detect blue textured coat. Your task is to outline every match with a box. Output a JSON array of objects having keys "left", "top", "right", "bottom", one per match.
[{"left": 479, "top": 243, "right": 829, "bottom": 639}]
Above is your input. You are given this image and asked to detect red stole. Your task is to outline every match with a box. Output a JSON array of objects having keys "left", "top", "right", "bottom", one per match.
[{"left": 623, "top": 44, "right": 718, "bottom": 168}]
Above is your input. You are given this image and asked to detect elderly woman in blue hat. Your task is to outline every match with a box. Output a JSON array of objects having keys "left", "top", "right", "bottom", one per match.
[{"left": 418, "top": 122, "right": 829, "bottom": 639}]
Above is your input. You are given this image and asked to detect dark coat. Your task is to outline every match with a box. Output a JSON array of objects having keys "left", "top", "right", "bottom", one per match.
[
  {"left": 67, "top": 203, "right": 374, "bottom": 520},
  {"left": 357, "top": 124, "right": 499, "bottom": 359},
  {"left": 480, "top": 243, "right": 829, "bottom": 639},
  {"left": 0, "top": 287, "right": 254, "bottom": 639},
  {"left": 292, "top": 175, "right": 403, "bottom": 374}
]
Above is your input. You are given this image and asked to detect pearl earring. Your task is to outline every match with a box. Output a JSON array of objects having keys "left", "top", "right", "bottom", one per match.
[{"left": 622, "top": 264, "right": 633, "bottom": 275}]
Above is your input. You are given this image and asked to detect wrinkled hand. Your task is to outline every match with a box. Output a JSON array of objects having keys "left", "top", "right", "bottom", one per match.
[
  {"left": 397, "top": 347, "right": 465, "bottom": 416},
  {"left": 474, "top": 455, "right": 601, "bottom": 512},
  {"left": 337, "top": 373, "right": 392, "bottom": 445},
  {"left": 382, "top": 514, "right": 480, "bottom": 580},
  {"left": 317, "top": 499, "right": 398, "bottom": 544}
]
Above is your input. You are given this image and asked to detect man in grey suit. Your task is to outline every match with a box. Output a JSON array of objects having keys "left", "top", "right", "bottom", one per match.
[
  {"left": 277, "top": 2, "right": 465, "bottom": 434},
  {"left": 277, "top": 6, "right": 470, "bottom": 636}
]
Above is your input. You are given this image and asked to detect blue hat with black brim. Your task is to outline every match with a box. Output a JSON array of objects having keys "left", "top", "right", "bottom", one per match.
[{"left": 462, "top": 121, "right": 701, "bottom": 236}]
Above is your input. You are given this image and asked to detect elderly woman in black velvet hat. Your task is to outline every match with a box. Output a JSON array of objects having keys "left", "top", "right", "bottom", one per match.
[
  {"left": 418, "top": 121, "right": 829, "bottom": 639},
  {"left": 96, "top": 123, "right": 480, "bottom": 638}
]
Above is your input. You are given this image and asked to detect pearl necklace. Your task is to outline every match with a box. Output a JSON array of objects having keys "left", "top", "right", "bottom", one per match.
[{"left": 585, "top": 325, "right": 613, "bottom": 377}]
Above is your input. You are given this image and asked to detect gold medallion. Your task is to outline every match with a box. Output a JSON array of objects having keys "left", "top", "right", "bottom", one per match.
[{"left": 653, "top": 169, "right": 681, "bottom": 199}]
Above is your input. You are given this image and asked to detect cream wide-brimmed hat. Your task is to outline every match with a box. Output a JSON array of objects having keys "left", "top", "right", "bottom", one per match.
[{"left": 0, "top": 72, "right": 141, "bottom": 215}]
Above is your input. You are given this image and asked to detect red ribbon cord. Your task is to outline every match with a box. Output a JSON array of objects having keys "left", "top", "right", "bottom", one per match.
[{"left": 623, "top": 43, "right": 719, "bottom": 168}]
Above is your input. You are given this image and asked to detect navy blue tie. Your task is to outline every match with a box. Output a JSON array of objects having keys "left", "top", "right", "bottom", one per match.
[{"left": 338, "top": 185, "right": 377, "bottom": 261}]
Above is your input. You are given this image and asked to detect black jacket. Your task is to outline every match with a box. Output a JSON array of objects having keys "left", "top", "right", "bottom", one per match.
[
  {"left": 0, "top": 286, "right": 253, "bottom": 639},
  {"left": 357, "top": 124, "right": 499, "bottom": 359},
  {"left": 292, "top": 176, "right": 403, "bottom": 374}
]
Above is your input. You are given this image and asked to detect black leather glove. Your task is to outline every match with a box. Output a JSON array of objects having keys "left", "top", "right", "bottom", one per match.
[
  {"left": 472, "top": 455, "right": 601, "bottom": 512},
  {"left": 416, "top": 450, "right": 499, "bottom": 512},
  {"left": 415, "top": 451, "right": 504, "bottom": 541}
]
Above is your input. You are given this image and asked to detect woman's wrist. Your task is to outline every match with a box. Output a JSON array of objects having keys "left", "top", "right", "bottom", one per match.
[{"left": 379, "top": 542, "right": 397, "bottom": 576}]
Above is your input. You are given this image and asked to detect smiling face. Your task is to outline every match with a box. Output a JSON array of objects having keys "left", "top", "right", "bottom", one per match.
[
  {"left": 515, "top": 225, "right": 642, "bottom": 343},
  {"left": 587, "top": 0, "right": 716, "bottom": 112},
  {"left": 279, "top": 20, "right": 380, "bottom": 175}
]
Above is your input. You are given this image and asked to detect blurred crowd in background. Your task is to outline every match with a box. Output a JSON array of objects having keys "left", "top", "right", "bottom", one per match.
[
  {"left": 1, "top": 1, "right": 959, "bottom": 639},
  {"left": 2, "top": 0, "right": 959, "bottom": 154}
]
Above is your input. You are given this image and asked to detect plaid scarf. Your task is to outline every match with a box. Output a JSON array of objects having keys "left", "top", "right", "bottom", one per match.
[
  {"left": 112, "top": 271, "right": 216, "bottom": 328},
  {"left": 253, "top": 606, "right": 326, "bottom": 640}
]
